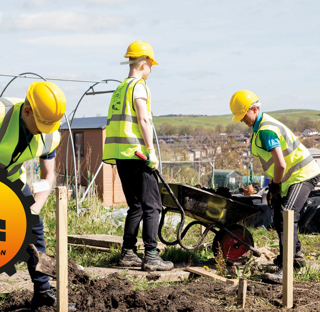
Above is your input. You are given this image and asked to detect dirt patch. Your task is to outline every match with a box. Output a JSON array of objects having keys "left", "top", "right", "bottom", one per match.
[{"left": 1, "top": 270, "right": 320, "bottom": 311}]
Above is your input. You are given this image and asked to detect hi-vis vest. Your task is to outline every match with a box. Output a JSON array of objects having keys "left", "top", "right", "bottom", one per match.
[
  {"left": 251, "top": 113, "right": 320, "bottom": 197},
  {"left": 0, "top": 98, "right": 60, "bottom": 183},
  {"left": 102, "top": 78, "right": 151, "bottom": 164}
]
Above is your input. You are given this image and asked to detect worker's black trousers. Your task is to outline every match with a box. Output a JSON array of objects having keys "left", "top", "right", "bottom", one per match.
[
  {"left": 116, "top": 159, "right": 162, "bottom": 252},
  {"left": 23, "top": 184, "right": 51, "bottom": 292},
  {"left": 274, "top": 174, "right": 320, "bottom": 263}
]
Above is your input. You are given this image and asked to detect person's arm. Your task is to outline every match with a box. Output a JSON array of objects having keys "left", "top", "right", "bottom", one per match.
[
  {"left": 134, "top": 98, "right": 153, "bottom": 148},
  {"left": 134, "top": 98, "right": 158, "bottom": 170},
  {"left": 30, "top": 157, "right": 55, "bottom": 214},
  {"left": 270, "top": 146, "right": 286, "bottom": 183}
]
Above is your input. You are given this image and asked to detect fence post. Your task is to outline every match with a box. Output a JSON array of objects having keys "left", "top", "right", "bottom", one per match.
[
  {"left": 56, "top": 186, "right": 68, "bottom": 312},
  {"left": 283, "top": 210, "right": 294, "bottom": 308}
]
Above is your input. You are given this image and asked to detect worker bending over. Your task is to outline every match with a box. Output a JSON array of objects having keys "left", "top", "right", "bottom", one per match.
[
  {"left": 0, "top": 82, "right": 72, "bottom": 309},
  {"left": 103, "top": 41, "right": 173, "bottom": 271},
  {"left": 229, "top": 90, "right": 320, "bottom": 283}
]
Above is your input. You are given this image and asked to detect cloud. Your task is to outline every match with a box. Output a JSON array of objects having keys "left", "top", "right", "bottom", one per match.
[
  {"left": 2, "top": 11, "right": 127, "bottom": 32},
  {"left": 20, "top": 33, "right": 132, "bottom": 48},
  {"left": 83, "top": 0, "right": 130, "bottom": 4}
]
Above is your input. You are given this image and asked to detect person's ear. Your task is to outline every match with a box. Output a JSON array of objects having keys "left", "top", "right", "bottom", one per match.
[{"left": 24, "top": 106, "right": 32, "bottom": 117}]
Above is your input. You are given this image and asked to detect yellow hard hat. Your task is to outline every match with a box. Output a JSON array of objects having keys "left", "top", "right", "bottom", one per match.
[
  {"left": 229, "top": 90, "right": 259, "bottom": 122},
  {"left": 124, "top": 41, "right": 158, "bottom": 65},
  {"left": 26, "top": 81, "right": 67, "bottom": 133}
]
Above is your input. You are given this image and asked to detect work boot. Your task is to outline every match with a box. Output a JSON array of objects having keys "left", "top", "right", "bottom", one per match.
[
  {"left": 119, "top": 247, "right": 143, "bottom": 267},
  {"left": 30, "top": 287, "right": 76, "bottom": 311},
  {"left": 273, "top": 251, "right": 306, "bottom": 267},
  {"left": 30, "top": 287, "right": 56, "bottom": 310},
  {"left": 294, "top": 250, "right": 306, "bottom": 267},
  {"left": 142, "top": 249, "right": 174, "bottom": 271},
  {"left": 262, "top": 266, "right": 283, "bottom": 284}
]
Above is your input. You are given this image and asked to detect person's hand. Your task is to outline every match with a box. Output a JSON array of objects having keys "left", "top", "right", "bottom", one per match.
[
  {"left": 146, "top": 148, "right": 159, "bottom": 171},
  {"left": 267, "top": 180, "right": 282, "bottom": 209}
]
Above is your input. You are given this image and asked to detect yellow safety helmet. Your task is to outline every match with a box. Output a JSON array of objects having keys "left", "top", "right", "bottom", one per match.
[
  {"left": 229, "top": 90, "right": 259, "bottom": 122},
  {"left": 124, "top": 41, "right": 158, "bottom": 65},
  {"left": 26, "top": 81, "right": 67, "bottom": 133}
]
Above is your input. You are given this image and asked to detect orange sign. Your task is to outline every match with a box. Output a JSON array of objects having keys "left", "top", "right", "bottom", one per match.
[{"left": 0, "top": 182, "right": 27, "bottom": 267}]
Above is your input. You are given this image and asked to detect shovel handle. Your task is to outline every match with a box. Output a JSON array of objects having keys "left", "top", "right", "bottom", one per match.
[{"left": 135, "top": 151, "right": 148, "bottom": 162}]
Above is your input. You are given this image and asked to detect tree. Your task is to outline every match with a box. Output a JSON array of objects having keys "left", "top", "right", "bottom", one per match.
[
  {"left": 159, "top": 122, "right": 177, "bottom": 135},
  {"left": 297, "top": 117, "right": 317, "bottom": 133},
  {"left": 178, "top": 125, "right": 194, "bottom": 135},
  {"left": 194, "top": 125, "right": 205, "bottom": 136},
  {"left": 215, "top": 124, "right": 225, "bottom": 134}
]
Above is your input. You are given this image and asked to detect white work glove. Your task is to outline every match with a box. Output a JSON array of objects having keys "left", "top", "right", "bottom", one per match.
[{"left": 146, "top": 148, "right": 159, "bottom": 171}]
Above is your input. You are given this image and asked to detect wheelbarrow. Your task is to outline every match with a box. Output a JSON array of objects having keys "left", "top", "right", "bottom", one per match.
[
  {"left": 158, "top": 182, "right": 262, "bottom": 265},
  {"left": 135, "top": 151, "right": 262, "bottom": 265}
]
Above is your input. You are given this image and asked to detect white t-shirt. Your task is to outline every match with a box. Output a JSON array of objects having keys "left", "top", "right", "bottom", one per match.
[{"left": 133, "top": 83, "right": 149, "bottom": 101}]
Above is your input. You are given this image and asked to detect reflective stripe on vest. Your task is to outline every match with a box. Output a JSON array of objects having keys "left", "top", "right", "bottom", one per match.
[
  {"left": 103, "top": 78, "right": 152, "bottom": 164},
  {"left": 251, "top": 113, "right": 320, "bottom": 196},
  {"left": 0, "top": 99, "right": 60, "bottom": 182},
  {"left": 104, "top": 136, "right": 145, "bottom": 145}
]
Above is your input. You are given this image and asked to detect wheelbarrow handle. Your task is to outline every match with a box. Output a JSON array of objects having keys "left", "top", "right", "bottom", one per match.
[
  {"left": 135, "top": 151, "right": 196, "bottom": 250},
  {"left": 135, "top": 151, "right": 149, "bottom": 162},
  {"left": 134, "top": 151, "right": 175, "bottom": 198}
]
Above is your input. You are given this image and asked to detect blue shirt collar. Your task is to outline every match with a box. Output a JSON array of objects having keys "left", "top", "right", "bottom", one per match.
[{"left": 252, "top": 110, "right": 262, "bottom": 132}]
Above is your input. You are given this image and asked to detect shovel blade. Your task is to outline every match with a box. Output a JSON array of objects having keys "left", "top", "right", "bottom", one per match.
[{"left": 35, "top": 251, "right": 57, "bottom": 278}]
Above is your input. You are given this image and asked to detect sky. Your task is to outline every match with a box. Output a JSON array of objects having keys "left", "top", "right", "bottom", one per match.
[{"left": 0, "top": 0, "right": 319, "bottom": 118}]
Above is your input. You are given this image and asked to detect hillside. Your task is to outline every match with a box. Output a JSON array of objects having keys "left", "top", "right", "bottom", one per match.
[{"left": 153, "top": 109, "right": 320, "bottom": 130}]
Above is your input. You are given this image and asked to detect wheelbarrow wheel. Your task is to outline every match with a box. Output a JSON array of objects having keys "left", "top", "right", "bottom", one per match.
[{"left": 212, "top": 224, "right": 254, "bottom": 265}]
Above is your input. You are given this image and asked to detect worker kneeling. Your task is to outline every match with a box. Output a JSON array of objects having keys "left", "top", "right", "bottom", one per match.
[
  {"left": 103, "top": 41, "right": 173, "bottom": 271},
  {"left": 229, "top": 90, "right": 320, "bottom": 284}
]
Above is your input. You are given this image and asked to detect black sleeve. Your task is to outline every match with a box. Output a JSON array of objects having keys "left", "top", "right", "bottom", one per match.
[{"left": 40, "top": 149, "right": 56, "bottom": 160}]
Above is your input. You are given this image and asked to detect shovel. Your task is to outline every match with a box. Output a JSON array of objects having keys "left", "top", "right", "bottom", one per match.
[{"left": 28, "top": 244, "right": 57, "bottom": 278}]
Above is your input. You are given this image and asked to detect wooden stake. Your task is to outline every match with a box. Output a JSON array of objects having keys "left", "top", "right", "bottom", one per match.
[
  {"left": 200, "top": 225, "right": 205, "bottom": 234},
  {"left": 56, "top": 186, "right": 68, "bottom": 312},
  {"left": 237, "top": 278, "right": 247, "bottom": 308},
  {"left": 283, "top": 210, "right": 294, "bottom": 308}
]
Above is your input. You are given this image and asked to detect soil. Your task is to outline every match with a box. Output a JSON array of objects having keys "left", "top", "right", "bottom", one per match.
[{"left": 1, "top": 267, "right": 320, "bottom": 312}]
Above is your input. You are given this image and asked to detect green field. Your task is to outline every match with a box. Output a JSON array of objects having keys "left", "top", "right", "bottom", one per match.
[{"left": 153, "top": 109, "right": 320, "bottom": 130}]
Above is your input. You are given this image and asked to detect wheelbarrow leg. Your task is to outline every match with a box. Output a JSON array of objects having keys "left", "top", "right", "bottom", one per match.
[{"left": 222, "top": 227, "right": 261, "bottom": 258}]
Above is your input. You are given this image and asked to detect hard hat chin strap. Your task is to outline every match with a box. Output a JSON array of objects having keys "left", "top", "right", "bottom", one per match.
[{"left": 120, "top": 56, "right": 146, "bottom": 65}]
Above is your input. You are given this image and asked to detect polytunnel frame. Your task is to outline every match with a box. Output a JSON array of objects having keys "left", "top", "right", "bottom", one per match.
[
  {"left": 65, "top": 79, "right": 122, "bottom": 215},
  {"left": 1, "top": 73, "right": 162, "bottom": 216},
  {"left": 0, "top": 72, "right": 79, "bottom": 213}
]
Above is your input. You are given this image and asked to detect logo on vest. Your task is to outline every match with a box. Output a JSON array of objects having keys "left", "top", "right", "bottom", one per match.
[{"left": 0, "top": 169, "right": 38, "bottom": 276}]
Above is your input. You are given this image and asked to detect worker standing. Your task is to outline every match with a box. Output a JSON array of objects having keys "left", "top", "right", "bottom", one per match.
[
  {"left": 229, "top": 90, "right": 320, "bottom": 283},
  {"left": 0, "top": 82, "right": 73, "bottom": 309},
  {"left": 103, "top": 41, "right": 173, "bottom": 271}
]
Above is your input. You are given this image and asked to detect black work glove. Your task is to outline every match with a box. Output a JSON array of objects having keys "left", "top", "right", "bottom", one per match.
[{"left": 267, "top": 180, "right": 282, "bottom": 209}]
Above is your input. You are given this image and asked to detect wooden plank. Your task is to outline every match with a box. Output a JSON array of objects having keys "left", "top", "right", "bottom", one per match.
[
  {"left": 68, "top": 243, "right": 112, "bottom": 253},
  {"left": 283, "top": 210, "right": 294, "bottom": 308},
  {"left": 56, "top": 187, "right": 68, "bottom": 312},
  {"left": 185, "top": 267, "right": 239, "bottom": 285},
  {"left": 68, "top": 234, "right": 166, "bottom": 250},
  {"left": 237, "top": 278, "right": 247, "bottom": 308}
]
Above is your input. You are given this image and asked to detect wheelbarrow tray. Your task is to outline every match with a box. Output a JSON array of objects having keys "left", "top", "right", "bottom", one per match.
[{"left": 159, "top": 183, "right": 262, "bottom": 227}]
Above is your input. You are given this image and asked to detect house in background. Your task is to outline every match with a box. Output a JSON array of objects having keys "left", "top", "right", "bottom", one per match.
[
  {"left": 302, "top": 129, "right": 318, "bottom": 136},
  {"left": 57, "top": 116, "right": 126, "bottom": 206}
]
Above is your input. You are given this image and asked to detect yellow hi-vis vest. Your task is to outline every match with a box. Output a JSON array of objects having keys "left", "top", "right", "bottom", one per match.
[
  {"left": 251, "top": 113, "right": 320, "bottom": 197},
  {"left": 0, "top": 98, "right": 61, "bottom": 184},
  {"left": 102, "top": 78, "right": 151, "bottom": 165}
]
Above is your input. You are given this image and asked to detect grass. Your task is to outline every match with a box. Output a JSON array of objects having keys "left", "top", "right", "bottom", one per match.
[
  {"left": 153, "top": 109, "right": 320, "bottom": 130},
  {"left": 13, "top": 191, "right": 320, "bottom": 284}
]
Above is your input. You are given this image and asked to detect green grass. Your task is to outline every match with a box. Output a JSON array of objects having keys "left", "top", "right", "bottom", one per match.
[
  {"left": 153, "top": 109, "right": 320, "bottom": 130},
  {"left": 34, "top": 192, "right": 320, "bottom": 284}
]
